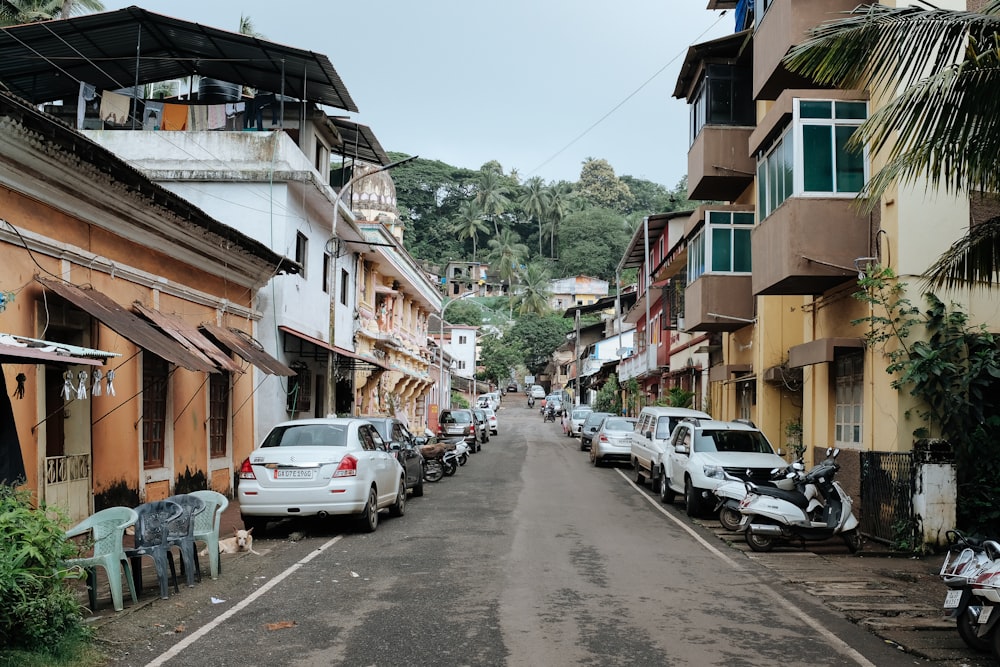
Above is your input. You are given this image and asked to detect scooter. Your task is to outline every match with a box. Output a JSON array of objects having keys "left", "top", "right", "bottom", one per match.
[
  {"left": 528, "top": 396, "right": 535, "bottom": 409},
  {"left": 737, "top": 447, "right": 861, "bottom": 553},
  {"left": 938, "top": 530, "right": 1000, "bottom": 653},
  {"left": 543, "top": 406, "right": 556, "bottom": 423},
  {"left": 711, "top": 460, "right": 809, "bottom": 532},
  {"left": 452, "top": 439, "right": 470, "bottom": 466}
]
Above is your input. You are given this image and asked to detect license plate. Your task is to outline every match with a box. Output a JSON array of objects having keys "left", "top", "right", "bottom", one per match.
[
  {"left": 275, "top": 468, "right": 313, "bottom": 479},
  {"left": 944, "top": 589, "right": 962, "bottom": 609},
  {"left": 979, "top": 606, "right": 993, "bottom": 624}
]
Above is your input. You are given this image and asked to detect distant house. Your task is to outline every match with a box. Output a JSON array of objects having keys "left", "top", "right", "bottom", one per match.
[{"left": 548, "top": 276, "right": 609, "bottom": 311}]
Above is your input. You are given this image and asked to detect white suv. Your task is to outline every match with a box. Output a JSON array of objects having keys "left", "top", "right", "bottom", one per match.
[
  {"left": 630, "top": 406, "right": 710, "bottom": 487},
  {"left": 658, "top": 418, "right": 786, "bottom": 517}
]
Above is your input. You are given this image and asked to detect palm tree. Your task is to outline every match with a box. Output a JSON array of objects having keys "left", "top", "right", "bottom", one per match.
[
  {"left": 544, "top": 182, "right": 575, "bottom": 258},
  {"left": 486, "top": 228, "right": 528, "bottom": 287},
  {"left": 512, "top": 261, "right": 551, "bottom": 316},
  {"left": 518, "top": 177, "right": 549, "bottom": 255},
  {"left": 1, "top": 0, "right": 103, "bottom": 25},
  {"left": 474, "top": 169, "right": 510, "bottom": 236},
  {"left": 783, "top": 1, "right": 1000, "bottom": 288},
  {"left": 450, "top": 200, "right": 488, "bottom": 262}
]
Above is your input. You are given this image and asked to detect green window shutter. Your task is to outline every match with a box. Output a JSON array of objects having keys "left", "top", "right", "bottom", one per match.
[
  {"left": 733, "top": 228, "right": 752, "bottom": 272},
  {"left": 803, "top": 125, "right": 833, "bottom": 191},
  {"left": 711, "top": 228, "right": 732, "bottom": 271},
  {"left": 835, "top": 126, "right": 865, "bottom": 192}
]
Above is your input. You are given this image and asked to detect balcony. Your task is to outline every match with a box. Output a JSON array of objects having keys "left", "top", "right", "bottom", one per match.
[
  {"left": 618, "top": 348, "right": 658, "bottom": 382},
  {"left": 751, "top": 197, "right": 868, "bottom": 296},
  {"left": 753, "top": 0, "right": 861, "bottom": 100},
  {"left": 683, "top": 274, "right": 754, "bottom": 332},
  {"left": 688, "top": 126, "right": 755, "bottom": 201}
]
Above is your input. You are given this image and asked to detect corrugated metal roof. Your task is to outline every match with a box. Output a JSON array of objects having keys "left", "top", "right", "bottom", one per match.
[
  {"left": 0, "top": 6, "right": 357, "bottom": 111},
  {"left": 133, "top": 304, "right": 244, "bottom": 374},
  {"left": 330, "top": 117, "right": 389, "bottom": 166},
  {"left": 200, "top": 323, "right": 294, "bottom": 376},
  {"left": 35, "top": 276, "right": 219, "bottom": 373}
]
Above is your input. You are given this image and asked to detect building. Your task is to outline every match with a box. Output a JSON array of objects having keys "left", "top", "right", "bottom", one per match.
[{"left": 547, "top": 276, "right": 609, "bottom": 311}]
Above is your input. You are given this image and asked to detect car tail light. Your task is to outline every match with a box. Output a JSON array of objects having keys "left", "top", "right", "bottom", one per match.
[
  {"left": 334, "top": 454, "right": 358, "bottom": 478},
  {"left": 238, "top": 458, "right": 256, "bottom": 480},
  {"left": 463, "top": 426, "right": 472, "bottom": 436}
]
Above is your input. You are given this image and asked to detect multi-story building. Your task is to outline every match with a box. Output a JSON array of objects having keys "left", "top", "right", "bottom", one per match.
[
  {"left": 548, "top": 276, "right": 610, "bottom": 311},
  {"left": 668, "top": 0, "right": 998, "bottom": 545}
]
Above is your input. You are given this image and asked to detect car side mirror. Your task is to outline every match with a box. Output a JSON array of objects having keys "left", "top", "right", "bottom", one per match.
[
  {"left": 390, "top": 441, "right": 402, "bottom": 451},
  {"left": 644, "top": 430, "right": 652, "bottom": 439},
  {"left": 674, "top": 443, "right": 689, "bottom": 455},
  {"left": 413, "top": 436, "right": 428, "bottom": 446}
]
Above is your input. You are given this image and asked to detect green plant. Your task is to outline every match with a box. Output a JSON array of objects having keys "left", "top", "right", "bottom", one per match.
[
  {"left": 0, "top": 487, "right": 88, "bottom": 654},
  {"left": 658, "top": 387, "right": 694, "bottom": 408},
  {"left": 624, "top": 378, "right": 640, "bottom": 416},
  {"left": 593, "top": 375, "right": 622, "bottom": 415},
  {"left": 451, "top": 392, "right": 470, "bottom": 408},
  {"left": 784, "top": 418, "right": 805, "bottom": 461}
]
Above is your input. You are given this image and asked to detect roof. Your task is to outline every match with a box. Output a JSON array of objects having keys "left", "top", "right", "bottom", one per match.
[
  {"left": 329, "top": 117, "right": 389, "bottom": 166},
  {"left": 673, "top": 30, "right": 752, "bottom": 100},
  {"left": 0, "top": 6, "right": 357, "bottom": 111},
  {"left": 618, "top": 212, "right": 690, "bottom": 271}
]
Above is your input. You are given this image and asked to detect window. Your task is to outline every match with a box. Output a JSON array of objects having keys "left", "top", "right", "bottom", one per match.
[
  {"left": 339, "top": 269, "right": 350, "bottom": 306},
  {"left": 322, "top": 253, "right": 331, "bottom": 293},
  {"left": 757, "top": 100, "right": 868, "bottom": 220},
  {"left": 835, "top": 351, "right": 864, "bottom": 447},
  {"left": 295, "top": 232, "right": 308, "bottom": 279},
  {"left": 690, "top": 64, "right": 754, "bottom": 144},
  {"left": 287, "top": 365, "right": 312, "bottom": 413},
  {"left": 664, "top": 275, "right": 686, "bottom": 330},
  {"left": 142, "top": 352, "right": 169, "bottom": 468},
  {"left": 755, "top": 0, "right": 775, "bottom": 27},
  {"left": 209, "top": 374, "right": 229, "bottom": 458},
  {"left": 688, "top": 211, "right": 753, "bottom": 282},
  {"left": 458, "top": 335, "right": 467, "bottom": 345}
]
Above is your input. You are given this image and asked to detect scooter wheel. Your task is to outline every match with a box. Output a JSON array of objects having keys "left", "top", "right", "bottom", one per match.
[
  {"left": 963, "top": 608, "right": 993, "bottom": 653},
  {"left": 842, "top": 530, "right": 862, "bottom": 554},
  {"left": 459, "top": 454, "right": 468, "bottom": 466},
  {"left": 719, "top": 507, "right": 742, "bottom": 532},
  {"left": 443, "top": 460, "right": 457, "bottom": 476},
  {"left": 745, "top": 530, "right": 775, "bottom": 553},
  {"left": 423, "top": 461, "right": 444, "bottom": 483}
]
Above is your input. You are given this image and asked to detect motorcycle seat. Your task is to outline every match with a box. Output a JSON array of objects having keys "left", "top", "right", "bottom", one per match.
[{"left": 752, "top": 485, "right": 810, "bottom": 509}]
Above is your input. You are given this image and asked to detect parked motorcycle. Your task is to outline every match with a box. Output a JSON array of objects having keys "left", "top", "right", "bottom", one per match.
[
  {"left": 452, "top": 439, "right": 470, "bottom": 466},
  {"left": 737, "top": 447, "right": 861, "bottom": 553},
  {"left": 712, "top": 460, "right": 807, "bottom": 532},
  {"left": 419, "top": 441, "right": 455, "bottom": 482},
  {"left": 938, "top": 529, "right": 1000, "bottom": 653}
]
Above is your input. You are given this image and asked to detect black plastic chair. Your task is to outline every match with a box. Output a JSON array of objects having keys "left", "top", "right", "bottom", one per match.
[
  {"left": 165, "top": 494, "right": 206, "bottom": 587},
  {"left": 124, "top": 500, "right": 183, "bottom": 599}
]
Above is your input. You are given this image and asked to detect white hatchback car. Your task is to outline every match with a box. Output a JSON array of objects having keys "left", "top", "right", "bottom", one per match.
[
  {"left": 483, "top": 407, "right": 499, "bottom": 435},
  {"left": 238, "top": 418, "right": 406, "bottom": 534}
]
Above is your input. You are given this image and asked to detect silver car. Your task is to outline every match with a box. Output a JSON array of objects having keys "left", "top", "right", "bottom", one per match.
[
  {"left": 590, "top": 416, "right": 638, "bottom": 466},
  {"left": 567, "top": 407, "right": 593, "bottom": 438},
  {"left": 238, "top": 418, "right": 406, "bottom": 534}
]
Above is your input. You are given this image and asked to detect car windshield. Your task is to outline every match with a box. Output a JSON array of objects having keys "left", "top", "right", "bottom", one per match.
[
  {"left": 262, "top": 424, "right": 348, "bottom": 447},
  {"left": 603, "top": 418, "right": 636, "bottom": 432},
  {"left": 572, "top": 409, "right": 592, "bottom": 420},
  {"left": 656, "top": 418, "right": 680, "bottom": 438},
  {"left": 442, "top": 412, "right": 471, "bottom": 424},
  {"left": 584, "top": 413, "right": 609, "bottom": 427},
  {"left": 695, "top": 430, "right": 774, "bottom": 454}
]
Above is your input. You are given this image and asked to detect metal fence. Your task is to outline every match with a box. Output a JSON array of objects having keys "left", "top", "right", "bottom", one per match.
[{"left": 859, "top": 451, "right": 915, "bottom": 545}]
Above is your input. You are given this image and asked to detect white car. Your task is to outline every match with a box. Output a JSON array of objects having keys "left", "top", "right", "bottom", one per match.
[
  {"left": 483, "top": 407, "right": 499, "bottom": 435},
  {"left": 590, "top": 416, "right": 638, "bottom": 466},
  {"left": 238, "top": 418, "right": 406, "bottom": 534},
  {"left": 567, "top": 407, "right": 593, "bottom": 438}
]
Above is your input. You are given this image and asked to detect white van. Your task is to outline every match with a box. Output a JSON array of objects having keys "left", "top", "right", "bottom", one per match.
[{"left": 630, "top": 406, "right": 710, "bottom": 486}]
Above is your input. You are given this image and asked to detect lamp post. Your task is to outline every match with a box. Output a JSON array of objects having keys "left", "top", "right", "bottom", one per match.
[
  {"left": 327, "top": 155, "right": 417, "bottom": 417},
  {"left": 438, "top": 292, "right": 476, "bottom": 409}
]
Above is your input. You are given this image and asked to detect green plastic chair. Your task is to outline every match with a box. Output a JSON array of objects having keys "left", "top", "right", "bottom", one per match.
[
  {"left": 64, "top": 506, "right": 139, "bottom": 612},
  {"left": 189, "top": 490, "right": 229, "bottom": 579}
]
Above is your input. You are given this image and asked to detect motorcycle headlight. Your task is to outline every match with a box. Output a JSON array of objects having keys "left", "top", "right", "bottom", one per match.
[{"left": 704, "top": 465, "right": 725, "bottom": 480}]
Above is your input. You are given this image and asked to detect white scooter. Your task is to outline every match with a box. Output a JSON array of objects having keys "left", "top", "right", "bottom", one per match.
[
  {"left": 938, "top": 530, "right": 1000, "bottom": 653},
  {"left": 711, "top": 459, "right": 813, "bottom": 532},
  {"left": 737, "top": 448, "right": 861, "bottom": 553}
]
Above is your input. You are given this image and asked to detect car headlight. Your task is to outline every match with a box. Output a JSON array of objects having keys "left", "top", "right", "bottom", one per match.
[{"left": 703, "top": 465, "right": 725, "bottom": 480}]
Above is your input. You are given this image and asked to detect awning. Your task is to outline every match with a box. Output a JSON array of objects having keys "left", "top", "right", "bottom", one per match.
[
  {"left": 278, "top": 326, "right": 388, "bottom": 371},
  {"left": 133, "top": 304, "right": 243, "bottom": 373},
  {"left": 36, "top": 276, "right": 218, "bottom": 373},
  {"left": 789, "top": 338, "right": 865, "bottom": 368},
  {"left": 328, "top": 117, "right": 389, "bottom": 166},
  {"left": 200, "top": 324, "right": 294, "bottom": 376},
  {"left": 0, "top": 333, "right": 118, "bottom": 366},
  {"left": 708, "top": 363, "right": 752, "bottom": 383}
]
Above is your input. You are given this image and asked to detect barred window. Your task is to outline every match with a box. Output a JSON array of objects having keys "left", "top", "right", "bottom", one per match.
[
  {"left": 209, "top": 373, "right": 229, "bottom": 458},
  {"left": 142, "top": 353, "right": 169, "bottom": 468},
  {"left": 835, "top": 351, "right": 864, "bottom": 447}
]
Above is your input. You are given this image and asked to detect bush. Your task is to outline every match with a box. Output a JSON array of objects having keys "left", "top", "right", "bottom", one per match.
[{"left": 0, "top": 486, "right": 88, "bottom": 653}]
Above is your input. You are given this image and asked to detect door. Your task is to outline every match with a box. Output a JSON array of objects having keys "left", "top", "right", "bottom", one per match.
[{"left": 42, "top": 364, "right": 92, "bottom": 523}]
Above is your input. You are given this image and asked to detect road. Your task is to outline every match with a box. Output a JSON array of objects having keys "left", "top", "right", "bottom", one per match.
[{"left": 96, "top": 404, "right": 922, "bottom": 666}]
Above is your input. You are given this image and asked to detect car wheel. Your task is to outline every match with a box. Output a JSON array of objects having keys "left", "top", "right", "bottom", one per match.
[
  {"left": 718, "top": 506, "right": 742, "bottom": 532},
  {"left": 412, "top": 478, "right": 424, "bottom": 497},
  {"left": 357, "top": 486, "right": 379, "bottom": 533},
  {"left": 389, "top": 478, "right": 406, "bottom": 517},
  {"left": 241, "top": 515, "right": 268, "bottom": 535},
  {"left": 684, "top": 477, "right": 705, "bottom": 517},
  {"left": 658, "top": 472, "right": 675, "bottom": 504},
  {"left": 634, "top": 460, "right": 645, "bottom": 486},
  {"left": 579, "top": 439, "right": 586, "bottom": 451},
  {"left": 592, "top": 452, "right": 601, "bottom": 467}
]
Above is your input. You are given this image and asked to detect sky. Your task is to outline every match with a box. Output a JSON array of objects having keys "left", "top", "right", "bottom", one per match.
[{"left": 102, "top": 1, "right": 735, "bottom": 188}]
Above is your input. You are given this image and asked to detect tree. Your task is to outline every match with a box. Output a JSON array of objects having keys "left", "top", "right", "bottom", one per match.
[
  {"left": 450, "top": 200, "right": 488, "bottom": 262},
  {"left": 1, "top": 0, "right": 103, "bottom": 25},
  {"left": 555, "top": 207, "right": 632, "bottom": 283},
  {"left": 578, "top": 158, "right": 635, "bottom": 213},
  {"left": 444, "top": 299, "right": 483, "bottom": 327},
  {"left": 474, "top": 168, "right": 511, "bottom": 236},
  {"left": 783, "top": 2, "right": 1000, "bottom": 288},
  {"left": 518, "top": 176, "right": 549, "bottom": 255},
  {"left": 512, "top": 261, "right": 551, "bottom": 317},
  {"left": 508, "top": 312, "right": 574, "bottom": 375},
  {"left": 478, "top": 333, "right": 524, "bottom": 387},
  {"left": 486, "top": 228, "right": 528, "bottom": 289},
  {"left": 542, "top": 181, "right": 576, "bottom": 258}
]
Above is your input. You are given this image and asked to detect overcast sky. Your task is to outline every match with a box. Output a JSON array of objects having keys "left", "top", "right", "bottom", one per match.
[{"left": 103, "top": 1, "right": 734, "bottom": 188}]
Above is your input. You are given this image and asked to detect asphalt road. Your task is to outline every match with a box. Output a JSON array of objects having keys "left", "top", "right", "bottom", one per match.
[{"left": 95, "top": 404, "right": 928, "bottom": 667}]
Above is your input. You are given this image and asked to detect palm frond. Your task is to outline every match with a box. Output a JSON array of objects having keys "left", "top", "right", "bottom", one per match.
[{"left": 922, "top": 217, "right": 1000, "bottom": 290}]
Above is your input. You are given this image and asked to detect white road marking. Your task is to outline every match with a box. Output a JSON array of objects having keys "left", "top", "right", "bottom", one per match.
[
  {"left": 614, "top": 468, "right": 877, "bottom": 667},
  {"left": 145, "top": 535, "right": 343, "bottom": 667}
]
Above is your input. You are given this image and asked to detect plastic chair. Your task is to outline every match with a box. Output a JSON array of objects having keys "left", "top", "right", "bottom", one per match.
[
  {"left": 166, "top": 494, "right": 206, "bottom": 587},
  {"left": 125, "top": 500, "right": 183, "bottom": 599},
  {"left": 189, "top": 490, "right": 229, "bottom": 580},
  {"left": 63, "top": 506, "right": 139, "bottom": 612}
]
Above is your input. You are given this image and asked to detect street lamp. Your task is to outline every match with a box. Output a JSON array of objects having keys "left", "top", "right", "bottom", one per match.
[{"left": 438, "top": 292, "right": 476, "bottom": 409}]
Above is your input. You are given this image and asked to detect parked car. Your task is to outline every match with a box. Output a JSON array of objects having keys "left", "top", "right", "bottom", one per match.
[
  {"left": 660, "top": 418, "right": 787, "bottom": 517},
  {"left": 477, "top": 393, "right": 500, "bottom": 411},
  {"left": 506, "top": 382, "right": 518, "bottom": 393},
  {"left": 238, "top": 418, "right": 406, "bottom": 534},
  {"left": 590, "top": 416, "right": 638, "bottom": 466},
  {"left": 471, "top": 407, "right": 491, "bottom": 446},
  {"left": 439, "top": 408, "right": 481, "bottom": 449},
  {"left": 360, "top": 416, "right": 424, "bottom": 497},
  {"left": 567, "top": 406, "right": 593, "bottom": 438},
  {"left": 530, "top": 385, "right": 546, "bottom": 399},
  {"left": 630, "top": 406, "right": 711, "bottom": 488},
  {"left": 579, "top": 411, "right": 611, "bottom": 451},
  {"left": 483, "top": 407, "right": 499, "bottom": 435}
]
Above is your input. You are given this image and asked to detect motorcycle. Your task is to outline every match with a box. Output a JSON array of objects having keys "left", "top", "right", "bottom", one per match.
[
  {"left": 938, "top": 529, "right": 1000, "bottom": 653},
  {"left": 528, "top": 396, "right": 535, "bottom": 409},
  {"left": 452, "top": 439, "right": 470, "bottom": 466},
  {"left": 711, "top": 459, "right": 808, "bottom": 532},
  {"left": 419, "top": 441, "right": 457, "bottom": 482},
  {"left": 737, "top": 447, "right": 861, "bottom": 553},
  {"left": 543, "top": 406, "right": 556, "bottom": 423}
]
